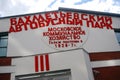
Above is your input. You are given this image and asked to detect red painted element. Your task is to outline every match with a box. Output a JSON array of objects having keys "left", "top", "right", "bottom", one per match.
[
  {"left": 0, "top": 57, "right": 11, "bottom": 66},
  {"left": 89, "top": 51, "right": 120, "bottom": 61},
  {"left": 34, "top": 56, "right": 39, "bottom": 72},
  {"left": 40, "top": 55, "right": 44, "bottom": 71},
  {"left": 0, "top": 73, "right": 11, "bottom": 80},
  {"left": 9, "top": 12, "right": 113, "bottom": 33},
  {"left": 34, "top": 54, "right": 50, "bottom": 72},
  {"left": 45, "top": 54, "right": 50, "bottom": 71}
]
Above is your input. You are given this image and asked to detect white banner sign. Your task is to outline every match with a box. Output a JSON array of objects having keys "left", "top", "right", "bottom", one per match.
[{"left": 7, "top": 11, "right": 113, "bottom": 56}]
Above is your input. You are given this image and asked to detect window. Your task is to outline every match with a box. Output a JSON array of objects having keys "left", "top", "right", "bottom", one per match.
[
  {"left": 15, "top": 69, "right": 71, "bottom": 80},
  {"left": 114, "top": 29, "right": 120, "bottom": 44},
  {"left": 0, "top": 32, "right": 8, "bottom": 57}
]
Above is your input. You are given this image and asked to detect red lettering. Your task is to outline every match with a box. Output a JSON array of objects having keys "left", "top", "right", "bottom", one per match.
[
  {"left": 18, "top": 17, "right": 29, "bottom": 31},
  {"left": 30, "top": 22, "right": 38, "bottom": 29},
  {"left": 10, "top": 18, "right": 17, "bottom": 25},
  {"left": 67, "top": 12, "right": 72, "bottom": 19},
  {"left": 60, "top": 11, "right": 66, "bottom": 18},
  {"left": 105, "top": 17, "right": 112, "bottom": 24},
  {"left": 51, "top": 18, "right": 59, "bottom": 25},
  {"left": 74, "top": 19, "right": 83, "bottom": 26},
  {"left": 81, "top": 13, "right": 88, "bottom": 20},
  {"left": 33, "top": 14, "right": 45, "bottom": 27},
  {"left": 52, "top": 12, "right": 58, "bottom": 19},
  {"left": 87, "top": 21, "right": 94, "bottom": 27},
  {"left": 16, "top": 25, "right": 22, "bottom": 32},
  {"left": 44, "top": 19, "right": 51, "bottom": 26},
  {"left": 24, "top": 16, "right": 31, "bottom": 24},
  {"left": 9, "top": 11, "right": 113, "bottom": 34},
  {"left": 89, "top": 15, "right": 96, "bottom": 21},
  {"left": 9, "top": 26, "right": 16, "bottom": 33},
  {"left": 67, "top": 18, "right": 73, "bottom": 25},
  {"left": 105, "top": 24, "right": 113, "bottom": 29},
  {"left": 18, "top": 17, "right": 24, "bottom": 26},
  {"left": 59, "top": 17, "right": 65, "bottom": 24},
  {"left": 97, "top": 16, "right": 105, "bottom": 22},
  {"left": 45, "top": 12, "right": 51, "bottom": 20},
  {"left": 33, "top": 14, "right": 45, "bottom": 22},
  {"left": 94, "top": 22, "right": 102, "bottom": 28},
  {"left": 23, "top": 24, "right": 28, "bottom": 31},
  {"left": 100, "top": 22, "right": 105, "bottom": 28},
  {"left": 38, "top": 22, "right": 45, "bottom": 27},
  {"left": 81, "top": 31, "right": 85, "bottom": 35},
  {"left": 74, "top": 35, "right": 80, "bottom": 39},
  {"left": 73, "top": 13, "right": 79, "bottom": 19},
  {"left": 66, "top": 12, "right": 73, "bottom": 25},
  {"left": 105, "top": 17, "right": 113, "bottom": 29}
]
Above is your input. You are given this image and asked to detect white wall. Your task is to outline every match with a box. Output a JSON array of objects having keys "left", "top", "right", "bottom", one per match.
[
  {"left": 0, "top": 18, "right": 10, "bottom": 32},
  {"left": 112, "top": 17, "right": 120, "bottom": 29},
  {"left": 0, "top": 10, "right": 120, "bottom": 57},
  {"left": 83, "top": 28, "right": 120, "bottom": 52},
  {"left": 12, "top": 49, "right": 94, "bottom": 80}
]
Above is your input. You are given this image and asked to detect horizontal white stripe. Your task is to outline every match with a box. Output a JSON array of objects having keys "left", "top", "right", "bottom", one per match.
[
  {"left": 0, "top": 65, "right": 15, "bottom": 73},
  {"left": 91, "top": 59, "right": 120, "bottom": 68}
]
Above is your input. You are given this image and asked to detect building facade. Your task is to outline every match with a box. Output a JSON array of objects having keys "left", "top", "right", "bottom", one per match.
[{"left": 0, "top": 8, "right": 120, "bottom": 80}]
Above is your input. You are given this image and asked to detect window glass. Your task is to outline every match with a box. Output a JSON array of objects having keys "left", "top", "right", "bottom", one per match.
[
  {"left": 15, "top": 69, "right": 71, "bottom": 80},
  {"left": 0, "top": 37, "right": 8, "bottom": 47},
  {"left": 114, "top": 29, "right": 120, "bottom": 44},
  {"left": 0, "top": 32, "right": 8, "bottom": 57},
  {"left": 0, "top": 48, "right": 7, "bottom": 56},
  {"left": 115, "top": 32, "right": 120, "bottom": 43}
]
